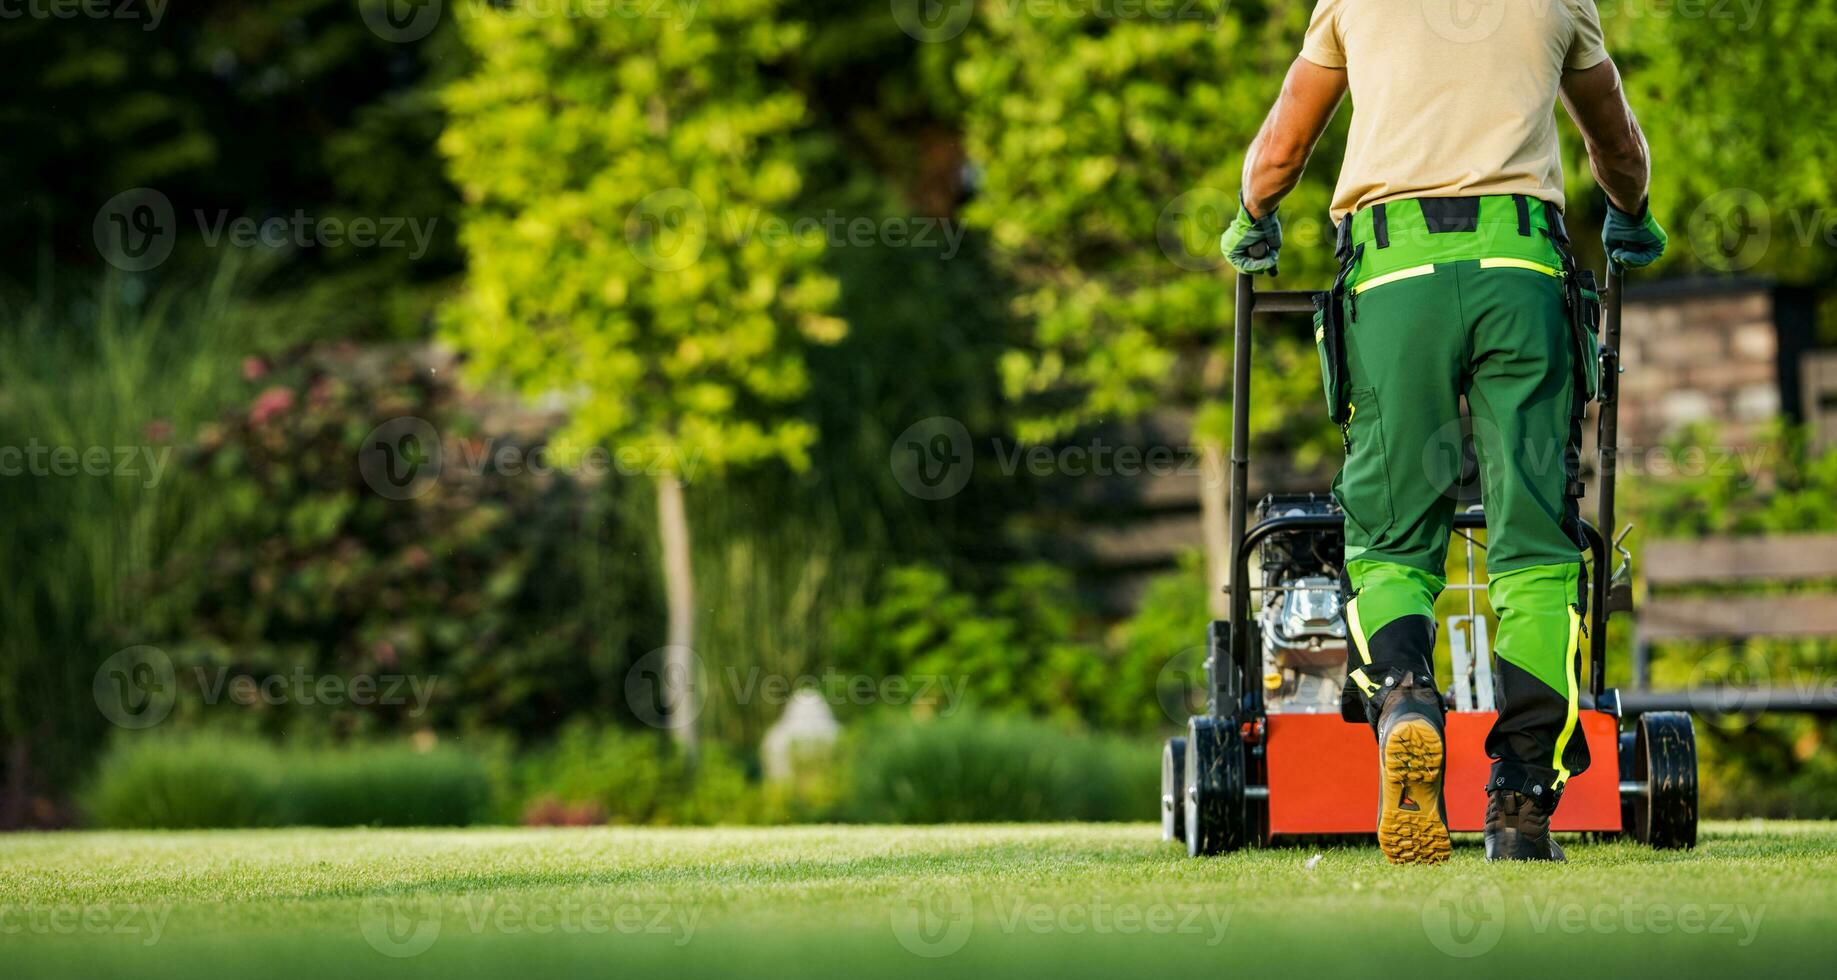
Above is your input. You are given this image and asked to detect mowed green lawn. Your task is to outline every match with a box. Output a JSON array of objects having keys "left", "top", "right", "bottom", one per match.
[{"left": 4, "top": 822, "right": 1833, "bottom": 979}]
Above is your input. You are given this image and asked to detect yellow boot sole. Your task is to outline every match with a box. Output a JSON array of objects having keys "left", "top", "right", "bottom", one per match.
[{"left": 1378, "top": 718, "right": 1451, "bottom": 865}]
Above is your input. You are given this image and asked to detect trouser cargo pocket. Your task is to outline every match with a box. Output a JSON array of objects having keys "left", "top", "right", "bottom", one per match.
[
  {"left": 1567, "top": 269, "right": 1602, "bottom": 403},
  {"left": 1314, "top": 290, "right": 1351, "bottom": 425}
]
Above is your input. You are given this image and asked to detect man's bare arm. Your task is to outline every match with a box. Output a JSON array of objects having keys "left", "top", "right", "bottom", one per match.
[
  {"left": 1560, "top": 58, "right": 1650, "bottom": 213},
  {"left": 1242, "top": 58, "right": 1347, "bottom": 219}
]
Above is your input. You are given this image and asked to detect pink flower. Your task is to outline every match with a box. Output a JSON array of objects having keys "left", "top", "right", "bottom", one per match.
[
  {"left": 242, "top": 357, "right": 268, "bottom": 381},
  {"left": 248, "top": 386, "right": 295, "bottom": 426}
]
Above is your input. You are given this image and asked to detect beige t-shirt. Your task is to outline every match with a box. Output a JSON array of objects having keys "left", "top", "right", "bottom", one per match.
[{"left": 1301, "top": 0, "right": 1608, "bottom": 221}]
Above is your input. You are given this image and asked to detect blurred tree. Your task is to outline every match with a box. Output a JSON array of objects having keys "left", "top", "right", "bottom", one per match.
[
  {"left": 440, "top": 2, "right": 846, "bottom": 754},
  {"left": 0, "top": 0, "right": 461, "bottom": 335},
  {"left": 1598, "top": 4, "right": 1837, "bottom": 284},
  {"left": 956, "top": 1, "right": 1340, "bottom": 614}
]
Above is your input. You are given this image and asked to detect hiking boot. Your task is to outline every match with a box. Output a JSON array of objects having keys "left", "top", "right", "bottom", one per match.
[
  {"left": 1374, "top": 672, "right": 1451, "bottom": 865},
  {"left": 1485, "top": 789, "right": 1566, "bottom": 862}
]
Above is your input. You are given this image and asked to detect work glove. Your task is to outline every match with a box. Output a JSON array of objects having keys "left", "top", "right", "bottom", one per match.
[
  {"left": 1602, "top": 197, "right": 1667, "bottom": 268},
  {"left": 1221, "top": 194, "right": 1282, "bottom": 276}
]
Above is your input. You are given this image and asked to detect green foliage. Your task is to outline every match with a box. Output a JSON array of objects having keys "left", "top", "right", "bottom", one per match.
[
  {"left": 956, "top": 1, "right": 1336, "bottom": 462},
  {"left": 81, "top": 734, "right": 497, "bottom": 829},
  {"left": 0, "top": 266, "right": 272, "bottom": 814},
  {"left": 841, "top": 712, "right": 1156, "bottom": 822},
  {"left": 508, "top": 720, "right": 820, "bottom": 826},
  {"left": 0, "top": 1, "right": 462, "bottom": 333},
  {"left": 1604, "top": 5, "right": 1837, "bottom": 281},
  {"left": 832, "top": 556, "right": 1211, "bottom": 734},
  {"left": 439, "top": 0, "right": 844, "bottom": 471},
  {"left": 1101, "top": 552, "right": 1213, "bottom": 732},
  {"left": 80, "top": 736, "right": 285, "bottom": 830},
  {"left": 138, "top": 345, "right": 660, "bottom": 740},
  {"left": 830, "top": 563, "right": 1106, "bottom": 726},
  {"left": 1626, "top": 423, "right": 1837, "bottom": 537}
]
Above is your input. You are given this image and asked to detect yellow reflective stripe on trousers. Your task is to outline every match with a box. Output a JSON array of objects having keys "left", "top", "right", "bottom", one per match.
[
  {"left": 1478, "top": 257, "right": 1562, "bottom": 277},
  {"left": 1351, "top": 263, "right": 1436, "bottom": 294},
  {"left": 1551, "top": 607, "right": 1582, "bottom": 789},
  {"left": 1346, "top": 597, "right": 1380, "bottom": 696}
]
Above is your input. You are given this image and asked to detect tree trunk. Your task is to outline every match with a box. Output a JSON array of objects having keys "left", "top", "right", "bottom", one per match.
[
  {"left": 1199, "top": 439, "right": 1231, "bottom": 621},
  {"left": 655, "top": 473, "right": 698, "bottom": 759}
]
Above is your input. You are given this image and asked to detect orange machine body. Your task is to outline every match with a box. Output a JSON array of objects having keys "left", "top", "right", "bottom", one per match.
[{"left": 1262, "top": 711, "right": 1621, "bottom": 834}]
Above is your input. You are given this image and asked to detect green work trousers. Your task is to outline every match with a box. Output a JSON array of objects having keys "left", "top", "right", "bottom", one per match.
[{"left": 1320, "top": 195, "right": 1594, "bottom": 803}]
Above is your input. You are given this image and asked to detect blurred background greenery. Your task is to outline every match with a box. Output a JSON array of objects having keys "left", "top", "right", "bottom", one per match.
[{"left": 3, "top": 1, "right": 1835, "bottom": 829}]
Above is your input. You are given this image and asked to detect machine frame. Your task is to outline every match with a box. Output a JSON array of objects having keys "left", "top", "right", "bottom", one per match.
[{"left": 1162, "top": 263, "right": 1699, "bottom": 855}]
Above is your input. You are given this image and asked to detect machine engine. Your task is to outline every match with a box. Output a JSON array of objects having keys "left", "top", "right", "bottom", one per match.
[{"left": 1254, "top": 494, "right": 1349, "bottom": 712}]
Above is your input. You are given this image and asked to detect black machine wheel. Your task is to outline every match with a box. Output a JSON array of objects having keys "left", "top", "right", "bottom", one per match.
[
  {"left": 1630, "top": 711, "right": 1698, "bottom": 849},
  {"left": 1162, "top": 737, "right": 1187, "bottom": 843},
  {"left": 1615, "top": 730, "right": 1637, "bottom": 840},
  {"left": 1184, "top": 716, "right": 1247, "bottom": 856}
]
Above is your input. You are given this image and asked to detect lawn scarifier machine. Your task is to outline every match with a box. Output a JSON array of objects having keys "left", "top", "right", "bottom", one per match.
[{"left": 1161, "top": 259, "right": 1699, "bottom": 855}]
